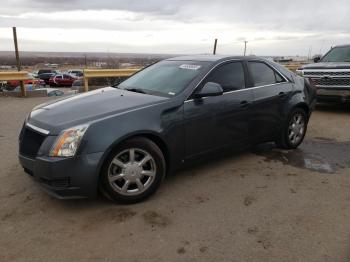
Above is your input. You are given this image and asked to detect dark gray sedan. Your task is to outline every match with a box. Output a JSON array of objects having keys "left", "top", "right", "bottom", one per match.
[{"left": 19, "top": 55, "right": 316, "bottom": 203}]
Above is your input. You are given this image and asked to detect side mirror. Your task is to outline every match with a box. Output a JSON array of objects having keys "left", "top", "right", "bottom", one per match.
[
  {"left": 193, "top": 82, "right": 223, "bottom": 99},
  {"left": 313, "top": 56, "right": 321, "bottom": 63}
]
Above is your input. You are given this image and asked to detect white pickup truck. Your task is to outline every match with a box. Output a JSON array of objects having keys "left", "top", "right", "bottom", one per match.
[{"left": 297, "top": 45, "right": 350, "bottom": 103}]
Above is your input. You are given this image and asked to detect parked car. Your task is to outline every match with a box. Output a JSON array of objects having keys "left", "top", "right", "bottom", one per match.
[
  {"left": 7, "top": 74, "right": 45, "bottom": 88},
  {"left": 71, "top": 79, "right": 83, "bottom": 93},
  {"left": 48, "top": 74, "right": 76, "bottom": 87},
  {"left": 67, "top": 70, "right": 83, "bottom": 78},
  {"left": 30, "top": 71, "right": 39, "bottom": 78},
  {"left": 71, "top": 79, "right": 82, "bottom": 88},
  {"left": 38, "top": 73, "right": 56, "bottom": 85},
  {"left": 37, "top": 69, "right": 59, "bottom": 75},
  {"left": 0, "top": 81, "right": 7, "bottom": 91},
  {"left": 296, "top": 44, "right": 350, "bottom": 103},
  {"left": 19, "top": 55, "right": 316, "bottom": 203}
]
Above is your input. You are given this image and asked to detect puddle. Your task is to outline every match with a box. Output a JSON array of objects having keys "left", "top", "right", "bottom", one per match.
[{"left": 252, "top": 138, "right": 350, "bottom": 173}]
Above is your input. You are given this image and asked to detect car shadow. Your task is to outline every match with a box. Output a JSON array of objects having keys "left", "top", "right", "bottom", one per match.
[
  {"left": 41, "top": 190, "right": 112, "bottom": 211},
  {"left": 166, "top": 145, "right": 252, "bottom": 182},
  {"left": 316, "top": 102, "right": 350, "bottom": 114}
]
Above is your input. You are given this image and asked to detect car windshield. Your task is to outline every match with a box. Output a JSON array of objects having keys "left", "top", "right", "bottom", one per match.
[
  {"left": 321, "top": 46, "right": 350, "bottom": 62},
  {"left": 118, "top": 60, "right": 209, "bottom": 97}
]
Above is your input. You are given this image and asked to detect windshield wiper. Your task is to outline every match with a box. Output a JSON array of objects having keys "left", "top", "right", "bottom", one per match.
[{"left": 125, "top": 88, "right": 146, "bottom": 94}]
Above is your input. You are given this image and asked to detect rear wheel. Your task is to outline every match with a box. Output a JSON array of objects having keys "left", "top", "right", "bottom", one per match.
[
  {"left": 276, "top": 108, "right": 307, "bottom": 149},
  {"left": 100, "top": 137, "right": 166, "bottom": 203}
]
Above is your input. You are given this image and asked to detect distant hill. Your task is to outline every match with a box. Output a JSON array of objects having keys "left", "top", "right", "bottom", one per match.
[{"left": 0, "top": 51, "right": 175, "bottom": 59}]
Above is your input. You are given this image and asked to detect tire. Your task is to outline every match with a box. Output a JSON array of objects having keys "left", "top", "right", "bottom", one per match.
[
  {"left": 99, "top": 137, "right": 166, "bottom": 204},
  {"left": 275, "top": 107, "right": 308, "bottom": 149}
]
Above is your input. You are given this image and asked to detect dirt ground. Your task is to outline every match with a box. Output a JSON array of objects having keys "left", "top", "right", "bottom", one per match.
[{"left": 0, "top": 96, "right": 350, "bottom": 262}]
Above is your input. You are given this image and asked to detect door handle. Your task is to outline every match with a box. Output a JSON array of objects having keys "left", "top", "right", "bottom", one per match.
[
  {"left": 278, "top": 92, "right": 286, "bottom": 98},
  {"left": 240, "top": 100, "right": 250, "bottom": 108}
]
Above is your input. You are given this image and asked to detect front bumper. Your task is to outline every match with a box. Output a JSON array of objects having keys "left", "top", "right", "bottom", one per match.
[
  {"left": 19, "top": 152, "right": 104, "bottom": 199},
  {"left": 316, "top": 88, "right": 350, "bottom": 103}
]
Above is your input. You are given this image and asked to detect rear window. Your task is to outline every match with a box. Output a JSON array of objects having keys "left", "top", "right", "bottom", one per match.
[{"left": 38, "top": 70, "right": 52, "bottom": 74}]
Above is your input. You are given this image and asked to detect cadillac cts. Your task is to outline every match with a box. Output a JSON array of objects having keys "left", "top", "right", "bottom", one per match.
[{"left": 19, "top": 55, "right": 316, "bottom": 203}]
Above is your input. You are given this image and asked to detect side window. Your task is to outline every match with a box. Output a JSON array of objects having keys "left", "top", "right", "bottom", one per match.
[
  {"left": 56, "top": 75, "right": 62, "bottom": 79},
  {"left": 248, "top": 61, "right": 285, "bottom": 86},
  {"left": 275, "top": 73, "right": 284, "bottom": 83},
  {"left": 204, "top": 62, "right": 245, "bottom": 92}
]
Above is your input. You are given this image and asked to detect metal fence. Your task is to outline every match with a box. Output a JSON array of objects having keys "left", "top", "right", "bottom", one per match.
[
  {"left": 0, "top": 71, "right": 29, "bottom": 81},
  {"left": 83, "top": 68, "right": 140, "bottom": 92},
  {"left": 0, "top": 64, "right": 301, "bottom": 97}
]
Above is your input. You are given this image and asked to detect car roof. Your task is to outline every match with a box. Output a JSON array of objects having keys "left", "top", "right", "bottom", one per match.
[
  {"left": 38, "top": 69, "right": 56, "bottom": 71},
  {"left": 166, "top": 54, "right": 261, "bottom": 63},
  {"left": 39, "top": 72, "right": 54, "bottom": 74},
  {"left": 332, "top": 44, "right": 350, "bottom": 48}
]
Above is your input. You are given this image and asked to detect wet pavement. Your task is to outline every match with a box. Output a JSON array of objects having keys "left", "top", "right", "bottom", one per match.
[
  {"left": 1, "top": 97, "right": 350, "bottom": 262},
  {"left": 253, "top": 138, "right": 350, "bottom": 174}
]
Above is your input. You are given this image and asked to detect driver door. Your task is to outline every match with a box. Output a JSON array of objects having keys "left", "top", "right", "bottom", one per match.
[{"left": 184, "top": 61, "right": 254, "bottom": 159}]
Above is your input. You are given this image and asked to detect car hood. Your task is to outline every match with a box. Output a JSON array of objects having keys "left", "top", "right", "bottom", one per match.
[
  {"left": 300, "top": 62, "right": 350, "bottom": 70},
  {"left": 28, "top": 87, "right": 168, "bottom": 134}
]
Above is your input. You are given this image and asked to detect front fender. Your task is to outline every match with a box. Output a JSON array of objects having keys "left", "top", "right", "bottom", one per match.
[{"left": 80, "top": 100, "right": 185, "bottom": 179}]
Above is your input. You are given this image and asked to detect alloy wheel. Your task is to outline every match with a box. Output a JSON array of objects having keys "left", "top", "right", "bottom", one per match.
[
  {"left": 108, "top": 148, "right": 156, "bottom": 196},
  {"left": 288, "top": 113, "right": 306, "bottom": 145}
]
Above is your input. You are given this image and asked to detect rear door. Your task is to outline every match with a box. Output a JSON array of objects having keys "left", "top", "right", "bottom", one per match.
[
  {"left": 184, "top": 61, "right": 254, "bottom": 158},
  {"left": 63, "top": 74, "right": 72, "bottom": 86},
  {"left": 247, "top": 60, "right": 292, "bottom": 141},
  {"left": 54, "top": 75, "right": 63, "bottom": 85}
]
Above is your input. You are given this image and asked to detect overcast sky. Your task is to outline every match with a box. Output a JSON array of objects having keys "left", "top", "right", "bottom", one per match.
[{"left": 1, "top": 0, "right": 350, "bottom": 56}]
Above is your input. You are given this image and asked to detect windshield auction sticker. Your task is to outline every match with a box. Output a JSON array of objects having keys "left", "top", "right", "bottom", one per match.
[{"left": 179, "top": 64, "right": 201, "bottom": 70}]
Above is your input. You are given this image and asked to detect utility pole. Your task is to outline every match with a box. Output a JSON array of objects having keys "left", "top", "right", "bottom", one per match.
[
  {"left": 244, "top": 40, "right": 248, "bottom": 56},
  {"left": 213, "top": 39, "right": 218, "bottom": 55},
  {"left": 307, "top": 46, "right": 312, "bottom": 61},
  {"left": 13, "top": 27, "right": 26, "bottom": 97},
  {"left": 84, "top": 54, "right": 87, "bottom": 68}
]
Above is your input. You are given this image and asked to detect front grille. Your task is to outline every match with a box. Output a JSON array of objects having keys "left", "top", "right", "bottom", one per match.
[
  {"left": 19, "top": 127, "right": 47, "bottom": 158},
  {"left": 304, "top": 70, "right": 350, "bottom": 77},
  {"left": 312, "top": 78, "right": 350, "bottom": 87}
]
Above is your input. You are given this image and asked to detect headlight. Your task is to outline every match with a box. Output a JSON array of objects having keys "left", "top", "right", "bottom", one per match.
[
  {"left": 49, "top": 124, "right": 89, "bottom": 157},
  {"left": 296, "top": 69, "right": 303, "bottom": 76}
]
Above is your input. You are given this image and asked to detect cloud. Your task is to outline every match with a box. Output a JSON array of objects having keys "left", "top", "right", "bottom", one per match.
[
  {"left": 1, "top": 0, "right": 350, "bottom": 55},
  {"left": 2, "top": 0, "right": 349, "bottom": 32}
]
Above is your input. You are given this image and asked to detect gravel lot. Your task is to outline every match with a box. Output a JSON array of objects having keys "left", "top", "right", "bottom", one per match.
[{"left": 1, "top": 96, "right": 350, "bottom": 262}]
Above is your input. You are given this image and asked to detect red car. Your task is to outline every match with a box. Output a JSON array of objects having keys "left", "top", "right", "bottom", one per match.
[
  {"left": 7, "top": 74, "right": 45, "bottom": 88},
  {"left": 48, "top": 74, "right": 76, "bottom": 87}
]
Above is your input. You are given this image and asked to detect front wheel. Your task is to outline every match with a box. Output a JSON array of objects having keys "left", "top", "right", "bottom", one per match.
[
  {"left": 99, "top": 137, "right": 166, "bottom": 204},
  {"left": 276, "top": 108, "right": 308, "bottom": 149}
]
